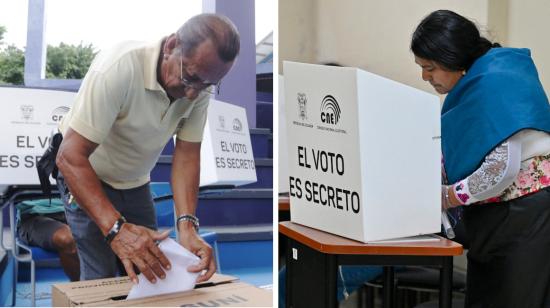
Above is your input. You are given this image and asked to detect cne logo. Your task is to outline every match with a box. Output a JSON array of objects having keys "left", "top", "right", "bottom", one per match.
[
  {"left": 320, "top": 95, "right": 341, "bottom": 125},
  {"left": 51, "top": 106, "right": 70, "bottom": 123},
  {"left": 232, "top": 118, "right": 242, "bottom": 131}
]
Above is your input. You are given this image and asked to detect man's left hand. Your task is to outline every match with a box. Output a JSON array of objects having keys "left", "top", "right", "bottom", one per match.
[{"left": 179, "top": 229, "right": 215, "bottom": 282}]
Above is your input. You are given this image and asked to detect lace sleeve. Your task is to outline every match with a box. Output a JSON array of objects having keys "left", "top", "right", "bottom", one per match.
[{"left": 452, "top": 138, "right": 521, "bottom": 205}]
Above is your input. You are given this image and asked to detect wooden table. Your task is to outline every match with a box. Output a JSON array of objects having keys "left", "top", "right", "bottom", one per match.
[
  {"left": 280, "top": 221, "right": 463, "bottom": 308},
  {"left": 279, "top": 195, "right": 290, "bottom": 212}
]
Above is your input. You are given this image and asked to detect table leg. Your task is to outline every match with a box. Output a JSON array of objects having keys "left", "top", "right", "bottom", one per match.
[
  {"left": 439, "top": 257, "right": 453, "bottom": 308},
  {"left": 326, "top": 255, "right": 337, "bottom": 306},
  {"left": 285, "top": 238, "right": 292, "bottom": 308},
  {"left": 383, "top": 266, "right": 395, "bottom": 308},
  {"left": 286, "top": 238, "right": 338, "bottom": 308}
]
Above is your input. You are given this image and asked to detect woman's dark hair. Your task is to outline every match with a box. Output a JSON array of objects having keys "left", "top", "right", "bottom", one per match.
[{"left": 411, "top": 10, "right": 501, "bottom": 71}]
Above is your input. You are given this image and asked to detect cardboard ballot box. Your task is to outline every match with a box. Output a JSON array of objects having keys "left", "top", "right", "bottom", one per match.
[
  {"left": 52, "top": 274, "right": 272, "bottom": 307},
  {"left": 284, "top": 61, "right": 441, "bottom": 242}
]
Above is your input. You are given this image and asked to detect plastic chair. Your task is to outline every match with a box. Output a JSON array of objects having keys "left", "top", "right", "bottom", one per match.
[{"left": 1, "top": 187, "right": 61, "bottom": 307}]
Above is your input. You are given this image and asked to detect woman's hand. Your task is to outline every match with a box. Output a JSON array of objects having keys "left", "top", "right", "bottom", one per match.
[{"left": 441, "top": 185, "right": 461, "bottom": 210}]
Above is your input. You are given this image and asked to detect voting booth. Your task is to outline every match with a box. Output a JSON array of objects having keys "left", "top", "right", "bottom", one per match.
[
  {"left": 199, "top": 99, "right": 257, "bottom": 187},
  {"left": 284, "top": 61, "right": 441, "bottom": 242},
  {"left": 0, "top": 87, "right": 75, "bottom": 185},
  {"left": 0, "top": 88, "right": 256, "bottom": 187}
]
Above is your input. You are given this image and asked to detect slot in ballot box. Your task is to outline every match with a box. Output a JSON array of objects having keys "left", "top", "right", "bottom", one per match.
[{"left": 284, "top": 61, "right": 441, "bottom": 242}]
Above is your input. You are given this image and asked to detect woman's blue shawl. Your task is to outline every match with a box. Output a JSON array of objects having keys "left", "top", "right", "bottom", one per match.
[{"left": 442, "top": 48, "right": 550, "bottom": 184}]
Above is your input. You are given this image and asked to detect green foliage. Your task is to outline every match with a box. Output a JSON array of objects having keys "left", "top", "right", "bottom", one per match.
[
  {"left": 0, "top": 24, "right": 97, "bottom": 85},
  {"left": 46, "top": 42, "right": 96, "bottom": 79},
  {"left": 0, "top": 25, "right": 6, "bottom": 44},
  {"left": 0, "top": 44, "right": 24, "bottom": 85}
]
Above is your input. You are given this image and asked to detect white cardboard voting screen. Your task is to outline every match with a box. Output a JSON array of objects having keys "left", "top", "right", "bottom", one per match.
[
  {"left": 0, "top": 88, "right": 255, "bottom": 188},
  {"left": 0, "top": 87, "right": 74, "bottom": 185},
  {"left": 199, "top": 99, "right": 257, "bottom": 187},
  {"left": 284, "top": 61, "right": 441, "bottom": 242}
]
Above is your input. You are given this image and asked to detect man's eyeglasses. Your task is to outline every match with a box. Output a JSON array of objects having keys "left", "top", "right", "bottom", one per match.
[{"left": 180, "top": 56, "right": 221, "bottom": 95}]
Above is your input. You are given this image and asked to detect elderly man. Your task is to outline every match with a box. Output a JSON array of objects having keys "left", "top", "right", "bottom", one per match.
[{"left": 55, "top": 13, "right": 240, "bottom": 284}]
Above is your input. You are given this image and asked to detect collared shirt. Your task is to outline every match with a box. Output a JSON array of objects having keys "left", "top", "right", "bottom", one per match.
[{"left": 59, "top": 39, "right": 209, "bottom": 189}]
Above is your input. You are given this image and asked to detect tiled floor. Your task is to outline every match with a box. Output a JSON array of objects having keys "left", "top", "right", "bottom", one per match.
[{"left": 15, "top": 267, "right": 68, "bottom": 307}]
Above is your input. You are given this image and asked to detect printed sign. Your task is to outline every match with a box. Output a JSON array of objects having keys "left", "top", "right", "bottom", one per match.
[
  {"left": 284, "top": 61, "right": 441, "bottom": 242},
  {"left": 199, "top": 99, "right": 257, "bottom": 187},
  {"left": 0, "top": 87, "right": 75, "bottom": 185}
]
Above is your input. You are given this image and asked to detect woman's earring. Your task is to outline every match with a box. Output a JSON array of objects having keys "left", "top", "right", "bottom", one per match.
[{"left": 462, "top": 70, "right": 466, "bottom": 76}]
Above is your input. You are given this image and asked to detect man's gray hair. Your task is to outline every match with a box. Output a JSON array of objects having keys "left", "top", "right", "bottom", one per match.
[{"left": 176, "top": 13, "right": 240, "bottom": 62}]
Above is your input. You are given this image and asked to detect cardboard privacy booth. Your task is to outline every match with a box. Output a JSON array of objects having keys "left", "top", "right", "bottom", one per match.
[
  {"left": 284, "top": 61, "right": 441, "bottom": 242},
  {"left": 0, "top": 87, "right": 255, "bottom": 187},
  {"left": 52, "top": 273, "right": 272, "bottom": 307},
  {"left": 0, "top": 87, "right": 75, "bottom": 185},
  {"left": 199, "top": 99, "right": 257, "bottom": 187}
]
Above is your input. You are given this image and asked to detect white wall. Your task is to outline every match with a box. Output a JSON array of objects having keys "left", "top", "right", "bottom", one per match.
[
  {"left": 279, "top": 0, "right": 550, "bottom": 94},
  {"left": 508, "top": 0, "right": 550, "bottom": 92},
  {"left": 315, "top": 1, "right": 490, "bottom": 94},
  {"left": 280, "top": 0, "right": 493, "bottom": 95},
  {"left": 278, "top": 0, "right": 318, "bottom": 73}
]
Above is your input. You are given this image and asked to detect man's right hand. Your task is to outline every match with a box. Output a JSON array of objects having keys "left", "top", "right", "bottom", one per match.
[{"left": 110, "top": 223, "right": 171, "bottom": 284}]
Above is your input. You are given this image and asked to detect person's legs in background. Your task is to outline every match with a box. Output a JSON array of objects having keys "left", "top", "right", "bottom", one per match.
[
  {"left": 18, "top": 212, "right": 80, "bottom": 281},
  {"left": 51, "top": 224, "right": 80, "bottom": 281}
]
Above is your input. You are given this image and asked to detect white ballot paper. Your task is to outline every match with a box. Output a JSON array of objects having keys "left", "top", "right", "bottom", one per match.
[{"left": 126, "top": 237, "right": 201, "bottom": 300}]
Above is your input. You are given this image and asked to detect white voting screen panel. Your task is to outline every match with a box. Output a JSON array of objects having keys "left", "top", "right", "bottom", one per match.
[
  {"left": 0, "top": 87, "right": 75, "bottom": 185},
  {"left": 284, "top": 61, "right": 440, "bottom": 242},
  {"left": 200, "top": 99, "right": 257, "bottom": 187}
]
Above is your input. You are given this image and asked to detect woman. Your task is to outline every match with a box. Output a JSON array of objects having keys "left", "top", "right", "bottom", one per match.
[{"left": 411, "top": 10, "right": 550, "bottom": 308}]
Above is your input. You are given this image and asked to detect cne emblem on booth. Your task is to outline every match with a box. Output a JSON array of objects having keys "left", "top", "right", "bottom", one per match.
[
  {"left": 284, "top": 61, "right": 442, "bottom": 242},
  {"left": 320, "top": 94, "right": 341, "bottom": 125}
]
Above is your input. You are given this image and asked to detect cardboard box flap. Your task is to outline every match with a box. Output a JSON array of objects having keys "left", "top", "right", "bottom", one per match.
[
  {"left": 53, "top": 277, "right": 132, "bottom": 306},
  {"left": 52, "top": 273, "right": 238, "bottom": 306},
  {"left": 90, "top": 282, "right": 272, "bottom": 307},
  {"left": 196, "top": 273, "right": 238, "bottom": 286}
]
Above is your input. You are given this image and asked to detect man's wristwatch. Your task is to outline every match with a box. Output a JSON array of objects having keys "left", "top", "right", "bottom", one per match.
[
  {"left": 176, "top": 214, "right": 199, "bottom": 231},
  {"left": 105, "top": 216, "right": 127, "bottom": 244}
]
